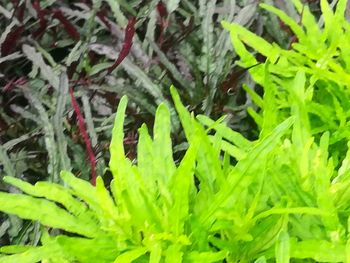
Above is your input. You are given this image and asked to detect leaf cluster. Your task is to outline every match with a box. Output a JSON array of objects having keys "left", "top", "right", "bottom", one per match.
[{"left": 223, "top": 0, "right": 350, "bottom": 164}]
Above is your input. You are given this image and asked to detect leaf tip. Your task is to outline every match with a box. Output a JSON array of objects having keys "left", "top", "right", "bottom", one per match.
[
  {"left": 60, "top": 170, "right": 73, "bottom": 181},
  {"left": 95, "top": 176, "right": 104, "bottom": 187},
  {"left": 118, "top": 95, "right": 128, "bottom": 110},
  {"left": 3, "top": 176, "right": 13, "bottom": 184},
  {"left": 221, "top": 20, "right": 231, "bottom": 30}
]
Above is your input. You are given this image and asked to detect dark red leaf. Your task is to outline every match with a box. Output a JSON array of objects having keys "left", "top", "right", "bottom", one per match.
[
  {"left": 156, "top": 1, "right": 169, "bottom": 45},
  {"left": 33, "top": 24, "right": 48, "bottom": 39},
  {"left": 107, "top": 17, "right": 136, "bottom": 74},
  {"left": 10, "top": 0, "right": 25, "bottom": 24},
  {"left": 157, "top": 1, "right": 168, "bottom": 18},
  {"left": 53, "top": 10, "right": 80, "bottom": 41},
  {"left": 1, "top": 26, "right": 24, "bottom": 56},
  {"left": 67, "top": 62, "right": 78, "bottom": 79},
  {"left": 17, "top": 3, "right": 25, "bottom": 22},
  {"left": 69, "top": 87, "right": 97, "bottom": 185}
]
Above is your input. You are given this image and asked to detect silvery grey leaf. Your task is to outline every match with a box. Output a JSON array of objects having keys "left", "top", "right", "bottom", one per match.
[{"left": 22, "top": 44, "right": 60, "bottom": 90}]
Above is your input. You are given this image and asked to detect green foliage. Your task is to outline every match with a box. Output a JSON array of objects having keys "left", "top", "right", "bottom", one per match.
[
  {"left": 0, "top": 0, "right": 259, "bottom": 223},
  {"left": 0, "top": 0, "right": 294, "bottom": 246},
  {"left": 2, "top": 0, "right": 350, "bottom": 262},
  {"left": 0, "top": 84, "right": 349, "bottom": 261},
  {"left": 222, "top": 0, "right": 350, "bottom": 164}
]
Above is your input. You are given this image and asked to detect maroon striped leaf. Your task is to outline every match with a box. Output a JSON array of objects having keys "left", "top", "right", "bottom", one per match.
[
  {"left": 107, "top": 16, "right": 136, "bottom": 74},
  {"left": 17, "top": 3, "right": 25, "bottom": 22},
  {"left": 156, "top": 1, "right": 168, "bottom": 45},
  {"left": 11, "top": 0, "right": 24, "bottom": 22},
  {"left": 69, "top": 87, "right": 97, "bottom": 185},
  {"left": 52, "top": 9, "right": 80, "bottom": 41},
  {"left": 1, "top": 26, "right": 24, "bottom": 56},
  {"left": 157, "top": 1, "right": 168, "bottom": 18}
]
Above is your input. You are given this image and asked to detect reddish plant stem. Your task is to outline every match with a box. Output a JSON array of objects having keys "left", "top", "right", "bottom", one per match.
[{"left": 69, "top": 87, "right": 97, "bottom": 185}]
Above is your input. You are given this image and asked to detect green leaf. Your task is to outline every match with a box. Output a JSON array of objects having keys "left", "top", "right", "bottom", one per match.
[
  {"left": 242, "top": 84, "right": 264, "bottom": 109},
  {"left": 0, "top": 192, "right": 96, "bottom": 238},
  {"left": 221, "top": 21, "right": 280, "bottom": 64},
  {"left": 137, "top": 124, "right": 156, "bottom": 194},
  {"left": 254, "top": 256, "right": 267, "bottom": 263},
  {"left": 3, "top": 176, "right": 92, "bottom": 220},
  {"left": 196, "top": 114, "right": 252, "bottom": 150},
  {"left": 260, "top": 4, "right": 307, "bottom": 45},
  {"left": 168, "top": 129, "right": 200, "bottom": 236},
  {"left": 275, "top": 231, "right": 290, "bottom": 263},
  {"left": 60, "top": 171, "right": 100, "bottom": 214},
  {"left": 0, "top": 245, "right": 62, "bottom": 263},
  {"left": 164, "top": 244, "right": 183, "bottom": 263},
  {"left": 153, "top": 103, "right": 176, "bottom": 183},
  {"left": 113, "top": 247, "right": 147, "bottom": 263},
  {"left": 22, "top": 44, "right": 60, "bottom": 90},
  {"left": 290, "top": 239, "right": 346, "bottom": 261},
  {"left": 109, "top": 95, "right": 128, "bottom": 176},
  {"left": 185, "top": 250, "right": 227, "bottom": 262},
  {"left": 170, "top": 85, "right": 195, "bottom": 140},
  {"left": 221, "top": 21, "right": 257, "bottom": 68},
  {"left": 200, "top": 117, "right": 294, "bottom": 227},
  {"left": 56, "top": 235, "right": 119, "bottom": 263},
  {"left": 54, "top": 72, "right": 71, "bottom": 172},
  {"left": 166, "top": 0, "right": 180, "bottom": 14},
  {"left": 95, "top": 176, "right": 120, "bottom": 223}
]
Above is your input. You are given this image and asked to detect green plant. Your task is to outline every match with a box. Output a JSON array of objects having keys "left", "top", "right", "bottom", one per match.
[
  {"left": 222, "top": 0, "right": 350, "bottom": 165},
  {"left": 3, "top": 1, "right": 350, "bottom": 261},
  {"left": 1, "top": 86, "right": 350, "bottom": 262}
]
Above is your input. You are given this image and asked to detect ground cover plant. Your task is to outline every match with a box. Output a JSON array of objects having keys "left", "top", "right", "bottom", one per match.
[{"left": 2, "top": 0, "right": 350, "bottom": 262}]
